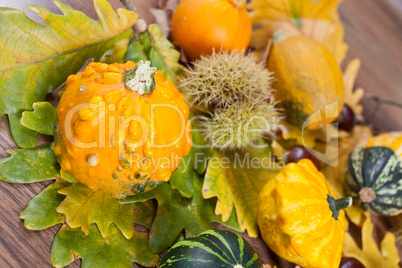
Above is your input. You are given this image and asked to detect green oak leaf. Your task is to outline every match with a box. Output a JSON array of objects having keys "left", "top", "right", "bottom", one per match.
[
  {"left": 122, "top": 176, "right": 240, "bottom": 253},
  {"left": 0, "top": 145, "right": 60, "bottom": 183},
  {"left": 20, "top": 102, "right": 56, "bottom": 136},
  {"left": 8, "top": 112, "right": 37, "bottom": 148},
  {"left": 203, "top": 148, "right": 281, "bottom": 237},
  {"left": 133, "top": 200, "right": 157, "bottom": 230},
  {"left": 0, "top": 0, "right": 137, "bottom": 146},
  {"left": 56, "top": 183, "right": 135, "bottom": 239},
  {"left": 170, "top": 127, "right": 211, "bottom": 198},
  {"left": 20, "top": 179, "right": 70, "bottom": 230},
  {"left": 51, "top": 224, "right": 158, "bottom": 268},
  {"left": 124, "top": 24, "right": 183, "bottom": 85}
]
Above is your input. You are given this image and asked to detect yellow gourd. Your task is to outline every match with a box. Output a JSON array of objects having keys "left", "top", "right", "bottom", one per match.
[
  {"left": 52, "top": 61, "right": 192, "bottom": 198},
  {"left": 267, "top": 35, "right": 344, "bottom": 129},
  {"left": 258, "top": 159, "right": 351, "bottom": 268}
]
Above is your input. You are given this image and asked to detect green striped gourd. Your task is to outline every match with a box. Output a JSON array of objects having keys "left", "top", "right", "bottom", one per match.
[
  {"left": 158, "top": 229, "right": 263, "bottom": 268},
  {"left": 346, "top": 146, "right": 402, "bottom": 216}
]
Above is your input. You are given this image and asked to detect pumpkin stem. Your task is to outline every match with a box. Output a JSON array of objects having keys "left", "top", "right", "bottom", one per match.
[
  {"left": 124, "top": 60, "right": 156, "bottom": 95},
  {"left": 327, "top": 195, "right": 352, "bottom": 220},
  {"left": 228, "top": 0, "right": 246, "bottom": 9}
]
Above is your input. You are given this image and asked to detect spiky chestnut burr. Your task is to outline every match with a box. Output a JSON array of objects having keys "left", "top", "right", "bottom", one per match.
[{"left": 180, "top": 50, "right": 280, "bottom": 150}]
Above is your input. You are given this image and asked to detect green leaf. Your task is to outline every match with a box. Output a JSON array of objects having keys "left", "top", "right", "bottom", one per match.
[
  {"left": 56, "top": 183, "right": 135, "bottom": 239},
  {"left": 0, "top": 145, "right": 60, "bottom": 183},
  {"left": 99, "top": 38, "right": 131, "bottom": 64},
  {"left": 0, "top": 0, "right": 137, "bottom": 145},
  {"left": 51, "top": 224, "right": 158, "bottom": 268},
  {"left": 122, "top": 175, "right": 240, "bottom": 253},
  {"left": 20, "top": 102, "right": 56, "bottom": 136},
  {"left": 59, "top": 168, "right": 79, "bottom": 184},
  {"left": 8, "top": 112, "right": 37, "bottom": 148},
  {"left": 124, "top": 24, "right": 183, "bottom": 85},
  {"left": 133, "top": 200, "right": 157, "bottom": 229},
  {"left": 170, "top": 128, "right": 211, "bottom": 198},
  {"left": 203, "top": 148, "right": 281, "bottom": 237},
  {"left": 20, "top": 179, "right": 70, "bottom": 230},
  {"left": 123, "top": 42, "right": 148, "bottom": 63}
]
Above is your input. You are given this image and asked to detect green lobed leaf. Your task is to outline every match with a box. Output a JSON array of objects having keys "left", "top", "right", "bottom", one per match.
[
  {"left": 20, "top": 102, "right": 56, "bottom": 136},
  {"left": 8, "top": 112, "right": 37, "bottom": 148},
  {"left": 133, "top": 200, "right": 157, "bottom": 230},
  {"left": 124, "top": 24, "right": 183, "bottom": 85},
  {"left": 0, "top": 0, "right": 137, "bottom": 145},
  {"left": 203, "top": 148, "right": 281, "bottom": 237},
  {"left": 56, "top": 183, "right": 135, "bottom": 239},
  {"left": 51, "top": 224, "right": 158, "bottom": 268},
  {"left": 0, "top": 145, "right": 60, "bottom": 183},
  {"left": 20, "top": 179, "right": 70, "bottom": 230},
  {"left": 122, "top": 175, "right": 240, "bottom": 253}
]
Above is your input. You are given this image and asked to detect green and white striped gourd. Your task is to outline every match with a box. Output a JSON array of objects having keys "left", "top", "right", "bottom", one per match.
[
  {"left": 158, "top": 229, "right": 263, "bottom": 268},
  {"left": 346, "top": 146, "right": 402, "bottom": 216}
]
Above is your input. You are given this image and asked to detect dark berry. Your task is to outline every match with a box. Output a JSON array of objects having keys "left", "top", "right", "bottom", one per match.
[
  {"left": 339, "top": 257, "right": 365, "bottom": 268},
  {"left": 336, "top": 104, "right": 356, "bottom": 131},
  {"left": 283, "top": 145, "right": 321, "bottom": 170}
]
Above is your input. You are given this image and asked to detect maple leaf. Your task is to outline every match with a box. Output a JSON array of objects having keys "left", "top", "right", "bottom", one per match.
[
  {"left": 124, "top": 24, "right": 183, "bottom": 85},
  {"left": 20, "top": 102, "right": 56, "bottom": 136},
  {"left": 343, "top": 216, "right": 400, "bottom": 268},
  {"left": 51, "top": 224, "right": 158, "bottom": 268},
  {"left": 121, "top": 177, "right": 240, "bottom": 253},
  {"left": 0, "top": 0, "right": 138, "bottom": 147},
  {"left": 56, "top": 183, "right": 135, "bottom": 239},
  {"left": 202, "top": 148, "right": 281, "bottom": 237},
  {"left": 20, "top": 179, "right": 70, "bottom": 230},
  {"left": 343, "top": 59, "right": 365, "bottom": 115},
  {"left": 0, "top": 145, "right": 60, "bottom": 183},
  {"left": 248, "top": 0, "right": 348, "bottom": 64}
]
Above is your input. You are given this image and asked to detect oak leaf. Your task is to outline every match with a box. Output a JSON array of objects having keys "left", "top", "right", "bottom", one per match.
[
  {"left": 20, "top": 102, "right": 56, "bottom": 136},
  {"left": 0, "top": 0, "right": 138, "bottom": 147}
]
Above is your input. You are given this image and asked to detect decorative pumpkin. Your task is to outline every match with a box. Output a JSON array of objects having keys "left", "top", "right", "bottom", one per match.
[
  {"left": 158, "top": 229, "right": 263, "bottom": 268},
  {"left": 346, "top": 146, "right": 402, "bottom": 216},
  {"left": 267, "top": 35, "right": 344, "bottom": 129},
  {"left": 366, "top": 132, "right": 402, "bottom": 160},
  {"left": 171, "top": 0, "right": 252, "bottom": 61},
  {"left": 258, "top": 159, "right": 351, "bottom": 268},
  {"left": 52, "top": 61, "right": 192, "bottom": 198}
]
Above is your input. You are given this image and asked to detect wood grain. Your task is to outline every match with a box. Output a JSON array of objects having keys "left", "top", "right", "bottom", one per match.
[{"left": 0, "top": 0, "right": 401, "bottom": 267}]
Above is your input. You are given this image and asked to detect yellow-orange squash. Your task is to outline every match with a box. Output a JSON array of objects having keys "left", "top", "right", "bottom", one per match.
[
  {"left": 258, "top": 159, "right": 351, "bottom": 268},
  {"left": 52, "top": 61, "right": 192, "bottom": 198},
  {"left": 366, "top": 131, "right": 402, "bottom": 159},
  {"left": 267, "top": 36, "right": 344, "bottom": 129},
  {"left": 171, "top": 0, "right": 252, "bottom": 61}
]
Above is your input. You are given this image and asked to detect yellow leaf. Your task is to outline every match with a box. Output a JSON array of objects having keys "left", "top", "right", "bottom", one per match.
[
  {"left": 343, "top": 217, "right": 400, "bottom": 268},
  {"left": 202, "top": 149, "right": 280, "bottom": 237},
  {"left": 248, "top": 0, "right": 347, "bottom": 64},
  {"left": 343, "top": 59, "right": 365, "bottom": 115}
]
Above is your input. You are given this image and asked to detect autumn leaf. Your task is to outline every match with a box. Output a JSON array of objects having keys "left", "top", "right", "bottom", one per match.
[
  {"left": 0, "top": 145, "right": 60, "bottom": 183},
  {"left": 343, "top": 59, "right": 365, "bottom": 115},
  {"left": 20, "top": 179, "right": 70, "bottom": 230},
  {"left": 51, "top": 224, "right": 158, "bottom": 268},
  {"left": 202, "top": 148, "right": 281, "bottom": 237},
  {"left": 0, "top": 0, "right": 137, "bottom": 147},
  {"left": 20, "top": 102, "right": 56, "bottom": 136},
  {"left": 121, "top": 176, "right": 240, "bottom": 253},
  {"left": 56, "top": 183, "right": 135, "bottom": 239},
  {"left": 343, "top": 216, "right": 400, "bottom": 268},
  {"left": 248, "top": 0, "right": 347, "bottom": 64},
  {"left": 124, "top": 24, "right": 183, "bottom": 85},
  {"left": 133, "top": 200, "right": 157, "bottom": 230},
  {"left": 8, "top": 112, "right": 38, "bottom": 148}
]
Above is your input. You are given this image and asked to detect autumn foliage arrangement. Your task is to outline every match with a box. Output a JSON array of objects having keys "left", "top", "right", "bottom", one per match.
[{"left": 0, "top": 0, "right": 401, "bottom": 268}]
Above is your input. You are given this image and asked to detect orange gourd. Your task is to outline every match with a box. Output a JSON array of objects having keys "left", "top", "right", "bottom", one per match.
[
  {"left": 258, "top": 159, "right": 351, "bottom": 268},
  {"left": 267, "top": 35, "right": 344, "bottom": 129},
  {"left": 171, "top": 0, "right": 252, "bottom": 61},
  {"left": 52, "top": 61, "right": 192, "bottom": 198},
  {"left": 366, "top": 131, "right": 402, "bottom": 159}
]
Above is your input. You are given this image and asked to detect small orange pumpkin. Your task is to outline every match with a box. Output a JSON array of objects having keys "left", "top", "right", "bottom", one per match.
[
  {"left": 52, "top": 61, "right": 192, "bottom": 198},
  {"left": 171, "top": 0, "right": 252, "bottom": 61}
]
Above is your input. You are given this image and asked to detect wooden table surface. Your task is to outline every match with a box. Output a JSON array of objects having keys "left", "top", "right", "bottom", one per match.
[{"left": 0, "top": 0, "right": 401, "bottom": 267}]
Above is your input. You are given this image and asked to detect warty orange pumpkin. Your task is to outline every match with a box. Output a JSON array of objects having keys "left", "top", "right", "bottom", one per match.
[{"left": 52, "top": 61, "right": 192, "bottom": 198}]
